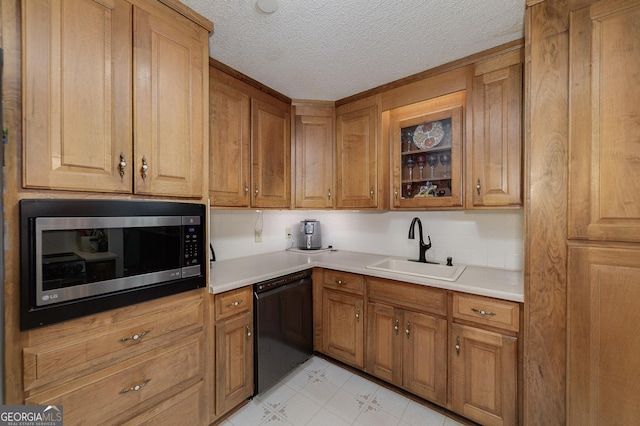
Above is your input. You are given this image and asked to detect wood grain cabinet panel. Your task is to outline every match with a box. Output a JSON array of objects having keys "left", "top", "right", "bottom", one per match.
[
  {"left": 568, "top": 245, "right": 640, "bottom": 425},
  {"left": 569, "top": 0, "right": 640, "bottom": 242},
  {"left": 450, "top": 323, "right": 517, "bottom": 426},
  {"left": 294, "top": 105, "right": 335, "bottom": 209},
  {"left": 335, "top": 105, "right": 379, "bottom": 209},
  {"left": 322, "top": 290, "right": 364, "bottom": 368},
  {"left": 469, "top": 50, "right": 523, "bottom": 208},
  {"left": 22, "top": 0, "right": 209, "bottom": 197},
  {"left": 210, "top": 80, "right": 252, "bottom": 206}
]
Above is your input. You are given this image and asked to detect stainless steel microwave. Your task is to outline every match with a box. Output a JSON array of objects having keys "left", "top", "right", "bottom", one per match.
[{"left": 20, "top": 199, "right": 206, "bottom": 330}]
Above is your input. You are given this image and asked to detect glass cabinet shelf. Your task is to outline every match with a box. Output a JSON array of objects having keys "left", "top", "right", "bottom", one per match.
[{"left": 389, "top": 91, "right": 466, "bottom": 209}]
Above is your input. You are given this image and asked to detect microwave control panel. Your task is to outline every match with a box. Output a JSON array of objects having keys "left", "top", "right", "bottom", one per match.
[{"left": 182, "top": 216, "right": 202, "bottom": 277}]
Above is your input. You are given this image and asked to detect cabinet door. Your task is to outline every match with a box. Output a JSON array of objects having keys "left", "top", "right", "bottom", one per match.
[
  {"left": 322, "top": 290, "right": 364, "bottom": 368},
  {"left": 450, "top": 323, "right": 517, "bottom": 426},
  {"left": 133, "top": 4, "right": 207, "bottom": 197},
  {"left": 22, "top": 0, "right": 132, "bottom": 193},
  {"left": 366, "top": 302, "right": 402, "bottom": 384},
  {"left": 568, "top": 245, "right": 640, "bottom": 425},
  {"left": 402, "top": 311, "right": 447, "bottom": 405},
  {"left": 215, "top": 311, "right": 254, "bottom": 416},
  {"left": 251, "top": 99, "right": 291, "bottom": 208},
  {"left": 390, "top": 91, "right": 465, "bottom": 209},
  {"left": 295, "top": 115, "right": 334, "bottom": 208},
  {"left": 336, "top": 105, "right": 378, "bottom": 208},
  {"left": 470, "top": 53, "right": 522, "bottom": 208},
  {"left": 569, "top": 0, "right": 640, "bottom": 242},
  {"left": 210, "top": 80, "right": 251, "bottom": 207}
]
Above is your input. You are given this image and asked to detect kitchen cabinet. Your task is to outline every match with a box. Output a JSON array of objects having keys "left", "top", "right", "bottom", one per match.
[
  {"left": 214, "top": 286, "right": 254, "bottom": 417},
  {"left": 22, "top": 290, "right": 206, "bottom": 425},
  {"left": 468, "top": 49, "right": 523, "bottom": 208},
  {"left": 22, "top": 0, "right": 210, "bottom": 197},
  {"left": 567, "top": 245, "right": 640, "bottom": 425},
  {"left": 321, "top": 270, "right": 365, "bottom": 368},
  {"left": 568, "top": 0, "right": 640, "bottom": 243},
  {"left": 389, "top": 91, "right": 465, "bottom": 209},
  {"left": 209, "top": 66, "right": 291, "bottom": 208},
  {"left": 335, "top": 97, "right": 386, "bottom": 209},
  {"left": 366, "top": 278, "right": 447, "bottom": 405},
  {"left": 294, "top": 103, "right": 335, "bottom": 209},
  {"left": 450, "top": 293, "right": 519, "bottom": 426}
]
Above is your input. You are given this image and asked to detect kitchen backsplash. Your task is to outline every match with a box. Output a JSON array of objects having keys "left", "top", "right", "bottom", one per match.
[{"left": 210, "top": 210, "right": 524, "bottom": 271}]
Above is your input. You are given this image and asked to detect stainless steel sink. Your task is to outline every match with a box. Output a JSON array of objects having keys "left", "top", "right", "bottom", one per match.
[{"left": 366, "top": 257, "right": 466, "bottom": 282}]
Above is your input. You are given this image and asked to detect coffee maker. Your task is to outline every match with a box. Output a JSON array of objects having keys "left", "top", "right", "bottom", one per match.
[{"left": 298, "top": 219, "right": 322, "bottom": 250}]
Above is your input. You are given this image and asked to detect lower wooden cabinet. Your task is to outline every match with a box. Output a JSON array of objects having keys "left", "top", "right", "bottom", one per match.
[
  {"left": 450, "top": 323, "right": 517, "bottom": 426},
  {"left": 322, "top": 289, "right": 365, "bottom": 369},
  {"left": 214, "top": 286, "right": 254, "bottom": 418},
  {"left": 22, "top": 291, "right": 206, "bottom": 425},
  {"left": 321, "top": 269, "right": 365, "bottom": 368},
  {"left": 367, "top": 301, "right": 447, "bottom": 405}
]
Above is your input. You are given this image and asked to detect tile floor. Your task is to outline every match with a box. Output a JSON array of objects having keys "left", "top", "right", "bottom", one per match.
[{"left": 220, "top": 356, "right": 468, "bottom": 426}]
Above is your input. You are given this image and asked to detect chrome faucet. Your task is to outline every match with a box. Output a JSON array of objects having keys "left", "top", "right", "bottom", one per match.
[{"left": 408, "top": 217, "right": 438, "bottom": 264}]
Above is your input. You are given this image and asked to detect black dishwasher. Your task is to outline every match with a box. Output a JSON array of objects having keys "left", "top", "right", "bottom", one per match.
[{"left": 253, "top": 269, "right": 313, "bottom": 394}]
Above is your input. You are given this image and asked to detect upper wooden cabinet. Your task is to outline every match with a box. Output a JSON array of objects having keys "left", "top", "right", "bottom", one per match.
[
  {"left": 293, "top": 103, "right": 335, "bottom": 209},
  {"left": 569, "top": 0, "right": 640, "bottom": 242},
  {"left": 22, "top": 0, "right": 210, "bottom": 197},
  {"left": 209, "top": 65, "right": 291, "bottom": 209},
  {"left": 468, "top": 50, "right": 523, "bottom": 208},
  {"left": 388, "top": 91, "right": 466, "bottom": 209},
  {"left": 209, "top": 79, "right": 251, "bottom": 207}
]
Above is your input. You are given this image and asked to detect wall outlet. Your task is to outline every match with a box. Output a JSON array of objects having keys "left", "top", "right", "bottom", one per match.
[
  {"left": 255, "top": 231, "right": 262, "bottom": 243},
  {"left": 285, "top": 227, "right": 292, "bottom": 239}
]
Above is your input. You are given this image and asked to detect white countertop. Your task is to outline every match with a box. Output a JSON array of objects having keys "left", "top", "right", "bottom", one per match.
[{"left": 209, "top": 250, "right": 524, "bottom": 303}]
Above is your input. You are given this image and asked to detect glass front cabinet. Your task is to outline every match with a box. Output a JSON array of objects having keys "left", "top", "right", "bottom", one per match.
[{"left": 389, "top": 91, "right": 466, "bottom": 209}]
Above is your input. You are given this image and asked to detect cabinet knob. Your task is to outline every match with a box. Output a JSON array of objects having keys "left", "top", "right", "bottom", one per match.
[
  {"left": 476, "top": 178, "right": 481, "bottom": 196},
  {"left": 394, "top": 187, "right": 398, "bottom": 199},
  {"left": 455, "top": 335, "right": 460, "bottom": 356},
  {"left": 405, "top": 321, "right": 410, "bottom": 338},
  {"left": 244, "top": 183, "right": 249, "bottom": 196},
  {"left": 394, "top": 319, "right": 399, "bottom": 335},
  {"left": 225, "top": 300, "right": 243, "bottom": 308},
  {"left": 255, "top": 185, "right": 259, "bottom": 197},
  {"left": 246, "top": 324, "right": 252, "bottom": 339},
  {"left": 355, "top": 307, "right": 360, "bottom": 322},
  {"left": 118, "top": 153, "right": 127, "bottom": 178},
  {"left": 141, "top": 156, "right": 149, "bottom": 181},
  {"left": 370, "top": 187, "right": 375, "bottom": 198},
  {"left": 335, "top": 280, "right": 348, "bottom": 285},
  {"left": 328, "top": 188, "right": 332, "bottom": 200}
]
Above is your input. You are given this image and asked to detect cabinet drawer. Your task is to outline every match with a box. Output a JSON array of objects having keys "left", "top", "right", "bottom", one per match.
[
  {"left": 26, "top": 334, "right": 204, "bottom": 426},
  {"left": 215, "top": 286, "right": 252, "bottom": 321},
  {"left": 23, "top": 294, "right": 204, "bottom": 391},
  {"left": 452, "top": 293, "right": 520, "bottom": 332},
  {"left": 121, "top": 381, "right": 204, "bottom": 426},
  {"left": 323, "top": 270, "right": 364, "bottom": 295},
  {"left": 367, "top": 277, "right": 447, "bottom": 316}
]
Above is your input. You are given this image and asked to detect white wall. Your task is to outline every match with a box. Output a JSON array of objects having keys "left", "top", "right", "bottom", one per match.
[{"left": 210, "top": 209, "right": 524, "bottom": 271}]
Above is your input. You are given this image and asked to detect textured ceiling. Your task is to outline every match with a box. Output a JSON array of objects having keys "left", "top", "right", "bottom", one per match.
[{"left": 180, "top": 0, "right": 525, "bottom": 101}]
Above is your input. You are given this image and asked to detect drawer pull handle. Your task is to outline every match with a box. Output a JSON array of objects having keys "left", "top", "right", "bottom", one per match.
[
  {"left": 476, "top": 178, "right": 481, "bottom": 196},
  {"left": 394, "top": 319, "right": 399, "bottom": 335},
  {"left": 405, "top": 321, "right": 410, "bottom": 338},
  {"left": 328, "top": 188, "right": 332, "bottom": 200},
  {"left": 120, "top": 330, "right": 150, "bottom": 342},
  {"left": 246, "top": 325, "right": 252, "bottom": 339},
  {"left": 120, "top": 379, "right": 150, "bottom": 394},
  {"left": 335, "top": 280, "right": 348, "bottom": 285},
  {"left": 225, "top": 300, "right": 243, "bottom": 308},
  {"left": 455, "top": 335, "right": 460, "bottom": 356},
  {"left": 471, "top": 308, "right": 496, "bottom": 316}
]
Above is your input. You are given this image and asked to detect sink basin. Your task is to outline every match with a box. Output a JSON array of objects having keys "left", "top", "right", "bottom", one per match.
[{"left": 366, "top": 258, "right": 466, "bottom": 282}]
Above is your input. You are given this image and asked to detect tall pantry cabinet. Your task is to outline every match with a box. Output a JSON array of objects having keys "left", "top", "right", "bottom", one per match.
[
  {"left": 566, "top": 0, "right": 640, "bottom": 424},
  {"left": 22, "top": 0, "right": 210, "bottom": 197}
]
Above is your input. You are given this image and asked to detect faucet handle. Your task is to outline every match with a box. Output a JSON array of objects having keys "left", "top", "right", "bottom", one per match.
[{"left": 425, "top": 235, "right": 432, "bottom": 250}]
